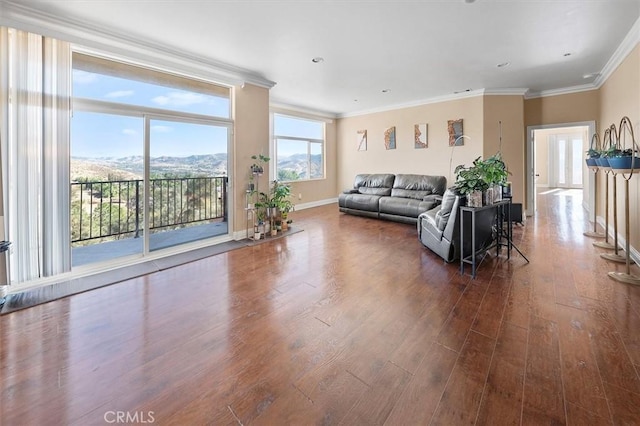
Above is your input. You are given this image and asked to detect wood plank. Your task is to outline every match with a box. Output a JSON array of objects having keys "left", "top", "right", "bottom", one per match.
[
  {"left": 476, "top": 323, "right": 528, "bottom": 425},
  {"left": 385, "top": 343, "right": 458, "bottom": 425},
  {"left": 556, "top": 303, "right": 611, "bottom": 419},
  {"left": 339, "top": 361, "right": 411, "bottom": 425},
  {"left": 430, "top": 331, "right": 495, "bottom": 425},
  {"left": 522, "top": 315, "right": 566, "bottom": 424}
]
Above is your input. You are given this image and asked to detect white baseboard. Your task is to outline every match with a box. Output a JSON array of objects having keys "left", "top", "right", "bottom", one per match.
[
  {"left": 232, "top": 197, "right": 337, "bottom": 241},
  {"left": 596, "top": 215, "right": 640, "bottom": 266}
]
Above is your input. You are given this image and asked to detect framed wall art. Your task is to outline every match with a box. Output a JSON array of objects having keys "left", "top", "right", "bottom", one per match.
[
  {"left": 415, "top": 123, "right": 427, "bottom": 149},
  {"left": 357, "top": 129, "right": 367, "bottom": 151},
  {"left": 448, "top": 119, "right": 464, "bottom": 146},
  {"left": 384, "top": 126, "right": 396, "bottom": 150}
]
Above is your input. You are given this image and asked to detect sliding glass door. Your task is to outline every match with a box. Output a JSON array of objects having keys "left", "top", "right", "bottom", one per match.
[{"left": 148, "top": 118, "right": 229, "bottom": 252}]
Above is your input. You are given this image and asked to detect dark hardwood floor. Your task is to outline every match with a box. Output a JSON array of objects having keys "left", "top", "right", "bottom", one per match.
[{"left": 2, "top": 188, "right": 640, "bottom": 425}]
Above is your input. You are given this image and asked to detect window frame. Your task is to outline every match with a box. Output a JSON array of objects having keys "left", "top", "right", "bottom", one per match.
[{"left": 272, "top": 113, "right": 326, "bottom": 182}]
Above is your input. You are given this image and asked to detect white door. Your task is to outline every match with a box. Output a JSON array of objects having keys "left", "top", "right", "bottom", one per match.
[{"left": 549, "top": 133, "right": 583, "bottom": 189}]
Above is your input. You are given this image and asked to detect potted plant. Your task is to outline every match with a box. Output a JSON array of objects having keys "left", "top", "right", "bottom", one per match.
[
  {"left": 481, "top": 152, "right": 509, "bottom": 203},
  {"left": 454, "top": 157, "right": 490, "bottom": 207},
  {"left": 250, "top": 154, "right": 269, "bottom": 175},
  {"left": 608, "top": 148, "right": 640, "bottom": 171}
]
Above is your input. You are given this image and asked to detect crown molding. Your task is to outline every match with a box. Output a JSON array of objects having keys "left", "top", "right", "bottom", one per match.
[
  {"left": 484, "top": 88, "right": 529, "bottom": 96},
  {"left": 525, "top": 83, "right": 599, "bottom": 99},
  {"left": 595, "top": 15, "right": 640, "bottom": 89},
  {"left": 337, "top": 89, "right": 489, "bottom": 118},
  {"left": 0, "top": 1, "right": 276, "bottom": 89}
]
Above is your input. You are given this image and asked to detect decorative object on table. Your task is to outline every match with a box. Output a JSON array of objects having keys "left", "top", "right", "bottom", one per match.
[
  {"left": 600, "top": 124, "right": 627, "bottom": 264},
  {"left": 448, "top": 119, "right": 464, "bottom": 146},
  {"left": 384, "top": 126, "right": 396, "bottom": 150},
  {"left": 357, "top": 129, "right": 367, "bottom": 151},
  {"left": 608, "top": 116, "right": 640, "bottom": 285},
  {"left": 453, "top": 152, "right": 508, "bottom": 207},
  {"left": 414, "top": 124, "right": 427, "bottom": 149},
  {"left": 584, "top": 132, "right": 606, "bottom": 239}
]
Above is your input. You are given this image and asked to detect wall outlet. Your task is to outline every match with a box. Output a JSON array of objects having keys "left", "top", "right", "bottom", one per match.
[{"left": 298, "top": 193, "right": 302, "bottom": 200}]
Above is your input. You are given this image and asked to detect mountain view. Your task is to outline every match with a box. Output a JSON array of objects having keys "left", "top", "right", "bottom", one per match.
[
  {"left": 71, "top": 154, "right": 229, "bottom": 181},
  {"left": 71, "top": 153, "right": 322, "bottom": 181}
]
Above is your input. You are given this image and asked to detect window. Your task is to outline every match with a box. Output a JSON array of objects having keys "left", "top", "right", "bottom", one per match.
[
  {"left": 71, "top": 52, "right": 233, "bottom": 266},
  {"left": 273, "top": 114, "right": 325, "bottom": 181}
]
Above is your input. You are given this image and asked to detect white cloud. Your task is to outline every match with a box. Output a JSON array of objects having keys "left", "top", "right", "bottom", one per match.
[
  {"left": 73, "top": 70, "right": 98, "bottom": 84},
  {"left": 152, "top": 91, "right": 206, "bottom": 107},
  {"left": 105, "top": 90, "right": 134, "bottom": 99},
  {"left": 122, "top": 129, "right": 138, "bottom": 135},
  {"left": 151, "top": 125, "right": 172, "bottom": 133}
]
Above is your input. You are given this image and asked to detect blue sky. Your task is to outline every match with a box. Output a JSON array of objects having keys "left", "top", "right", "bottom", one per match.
[
  {"left": 72, "top": 69, "right": 229, "bottom": 158},
  {"left": 71, "top": 69, "right": 324, "bottom": 159}
]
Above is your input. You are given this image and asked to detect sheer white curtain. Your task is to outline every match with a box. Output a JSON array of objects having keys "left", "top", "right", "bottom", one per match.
[{"left": 0, "top": 27, "right": 71, "bottom": 283}]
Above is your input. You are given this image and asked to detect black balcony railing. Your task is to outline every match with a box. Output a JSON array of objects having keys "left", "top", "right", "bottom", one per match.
[{"left": 71, "top": 176, "right": 227, "bottom": 244}]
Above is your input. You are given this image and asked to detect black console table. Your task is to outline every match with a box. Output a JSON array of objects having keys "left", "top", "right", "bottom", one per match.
[{"left": 459, "top": 199, "right": 513, "bottom": 278}]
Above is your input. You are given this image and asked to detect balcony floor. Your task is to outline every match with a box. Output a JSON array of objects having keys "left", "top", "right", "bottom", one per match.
[{"left": 72, "top": 221, "right": 228, "bottom": 267}]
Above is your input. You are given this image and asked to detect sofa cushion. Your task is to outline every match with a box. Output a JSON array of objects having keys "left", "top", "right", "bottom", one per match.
[
  {"left": 353, "top": 174, "right": 395, "bottom": 196},
  {"left": 379, "top": 196, "right": 439, "bottom": 218},
  {"left": 339, "top": 193, "right": 382, "bottom": 212},
  {"left": 391, "top": 174, "right": 446, "bottom": 199}
]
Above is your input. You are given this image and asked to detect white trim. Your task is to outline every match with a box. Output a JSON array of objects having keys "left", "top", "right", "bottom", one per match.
[
  {"left": 295, "top": 198, "right": 337, "bottom": 210},
  {"left": 596, "top": 215, "right": 640, "bottom": 267},
  {"left": 0, "top": 1, "right": 275, "bottom": 89},
  {"left": 595, "top": 16, "right": 640, "bottom": 89},
  {"left": 338, "top": 89, "right": 487, "bottom": 118},
  {"left": 525, "top": 83, "right": 598, "bottom": 99}
]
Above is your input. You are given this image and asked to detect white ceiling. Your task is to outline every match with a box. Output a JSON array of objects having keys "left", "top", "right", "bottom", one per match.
[{"left": 4, "top": 0, "right": 640, "bottom": 117}]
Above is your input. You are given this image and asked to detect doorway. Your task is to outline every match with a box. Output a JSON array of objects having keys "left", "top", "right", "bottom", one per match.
[{"left": 526, "top": 122, "right": 595, "bottom": 216}]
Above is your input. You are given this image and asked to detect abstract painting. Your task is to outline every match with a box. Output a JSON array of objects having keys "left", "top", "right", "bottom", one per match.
[
  {"left": 357, "top": 129, "right": 367, "bottom": 151},
  {"left": 414, "top": 124, "right": 427, "bottom": 149},
  {"left": 384, "top": 126, "right": 396, "bottom": 150},
  {"left": 448, "top": 119, "right": 464, "bottom": 146}
]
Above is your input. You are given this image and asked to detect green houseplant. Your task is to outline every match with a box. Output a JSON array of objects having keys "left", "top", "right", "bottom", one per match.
[{"left": 454, "top": 153, "right": 509, "bottom": 207}]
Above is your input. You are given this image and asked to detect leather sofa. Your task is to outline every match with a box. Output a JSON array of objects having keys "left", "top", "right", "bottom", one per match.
[{"left": 338, "top": 173, "right": 447, "bottom": 224}]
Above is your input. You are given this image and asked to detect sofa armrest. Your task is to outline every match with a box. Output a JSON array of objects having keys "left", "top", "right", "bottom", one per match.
[
  {"left": 343, "top": 189, "right": 359, "bottom": 194},
  {"left": 423, "top": 194, "right": 443, "bottom": 203}
]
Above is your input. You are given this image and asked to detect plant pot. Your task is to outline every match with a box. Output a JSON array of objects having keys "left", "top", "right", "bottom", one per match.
[
  {"left": 595, "top": 157, "right": 610, "bottom": 168},
  {"left": 492, "top": 184, "right": 502, "bottom": 203},
  {"left": 607, "top": 156, "right": 640, "bottom": 172},
  {"left": 282, "top": 222, "right": 288, "bottom": 231},
  {"left": 485, "top": 187, "right": 495, "bottom": 205},
  {"left": 254, "top": 232, "right": 261, "bottom": 240},
  {"left": 585, "top": 158, "right": 598, "bottom": 169},
  {"left": 271, "top": 229, "right": 277, "bottom": 237},
  {"left": 467, "top": 190, "right": 483, "bottom": 208}
]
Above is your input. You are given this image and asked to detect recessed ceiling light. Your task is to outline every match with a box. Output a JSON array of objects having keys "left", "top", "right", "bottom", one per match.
[
  {"left": 311, "top": 57, "right": 324, "bottom": 63},
  {"left": 382, "top": 89, "right": 391, "bottom": 93},
  {"left": 497, "top": 62, "right": 510, "bottom": 68}
]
